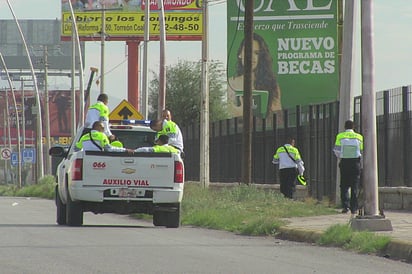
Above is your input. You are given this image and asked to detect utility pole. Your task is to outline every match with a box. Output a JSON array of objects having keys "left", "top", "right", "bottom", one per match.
[
  {"left": 336, "top": 0, "right": 357, "bottom": 204},
  {"left": 350, "top": 0, "right": 392, "bottom": 231},
  {"left": 242, "top": 0, "right": 253, "bottom": 185},
  {"left": 0, "top": 53, "right": 22, "bottom": 188},
  {"left": 20, "top": 73, "right": 25, "bottom": 149},
  {"left": 71, "top": 24, "right": 76, "bottom": 139},
  {"left": 7, "top": 0, "right": 44, "bottom": 179},
  {"left": 141, "top": 0, "right": 150, "bottom": 118},
  {"left": 200, "top": 0, "right": 210, "bottom": 188},
  {"left": 100, "top": 3, "right": 106, "bottom": 94},
  {"left": 360, "top": 0, "right": 378, "bottom": 217},
  {"left": 67, "top": 0, "right": 85, "bottom": 128},
  {"left": 44, "top": 46, "right": 51, "bottom": 175},
  {"left": 157, "top": 0, "right": 166, "bottom": 116}
]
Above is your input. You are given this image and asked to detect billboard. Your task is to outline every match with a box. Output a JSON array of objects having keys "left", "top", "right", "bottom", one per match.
[
  {"left": 61, "top": 0, "right": 203, "bottom": 40},
  {"left": 0, "top": 90, "right": 81, "bottom": 146},
  {"left": 0, "top": 20, "right": 85, "bottom": 70},
  {"left": 227, "top": 0, "right": 340, "bottom": 118}
]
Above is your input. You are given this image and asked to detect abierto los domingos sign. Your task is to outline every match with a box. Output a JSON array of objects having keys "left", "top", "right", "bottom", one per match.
[{"left": 61, "top": 0, "right": 203, "bottom": 40}]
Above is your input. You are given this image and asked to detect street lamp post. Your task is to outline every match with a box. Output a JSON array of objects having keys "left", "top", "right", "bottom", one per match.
[{"left": 6, "top": 0, "right": 44, "bottom": 179}]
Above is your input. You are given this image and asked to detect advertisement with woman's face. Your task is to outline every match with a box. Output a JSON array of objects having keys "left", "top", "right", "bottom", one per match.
[{"left": 227, "top": 0, "right": 339, "bottom": 119}]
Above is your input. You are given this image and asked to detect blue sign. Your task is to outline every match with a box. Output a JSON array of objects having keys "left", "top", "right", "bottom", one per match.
[
  {"left": 11, "top": 152, "right": 18, "bottom": 166},
  {"left": 10, "top": 148, "right": 36, "bottom": 166},
  {"left": 22, "top": 148, "right": 36, "bottom": 163}
]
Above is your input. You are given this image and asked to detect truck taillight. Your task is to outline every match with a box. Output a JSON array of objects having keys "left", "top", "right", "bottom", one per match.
[
  {"left": 174, "top": 161, "right": 184, "bottom": 183},
  {"left": 72, "top": 159, "right": 83, "bottom": 180}
]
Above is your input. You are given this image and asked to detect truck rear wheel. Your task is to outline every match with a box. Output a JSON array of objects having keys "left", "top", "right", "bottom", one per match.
[
  {"left": 55, "top": 186, "right": 67, "bottom": 225},
  {"left": 153, "top": 204, "right": 181, "bottom": 228},
  {"left": 66, "top": 189, "right": 83, "bottom": 226},
  {"left": 153, "top": 210, "right": 166, "bottom": 227},
  {"left": 165, "top": 205, "right": 181, "bottom": 228}
]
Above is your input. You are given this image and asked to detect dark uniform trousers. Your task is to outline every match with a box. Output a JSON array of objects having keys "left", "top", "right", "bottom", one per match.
[
  {"left": 339, "top": 158, "right": 362, "bottom": 213},
  {"left": 279, "top": 167, "right": 298, "bottom": 199}
]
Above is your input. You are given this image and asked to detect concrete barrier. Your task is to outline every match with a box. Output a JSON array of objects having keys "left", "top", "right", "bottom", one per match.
[{"left": 379, "top": 187, "right": 412, "bottom": 211}]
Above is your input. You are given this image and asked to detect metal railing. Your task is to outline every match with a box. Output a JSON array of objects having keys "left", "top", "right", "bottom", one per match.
[{"left": 182, "top": 85, "right": 412, "bottom": 201}]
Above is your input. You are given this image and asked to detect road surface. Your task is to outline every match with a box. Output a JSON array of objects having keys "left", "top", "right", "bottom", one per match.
[{"left": 0, "top": 196, "right": 410, "bottom": 274}]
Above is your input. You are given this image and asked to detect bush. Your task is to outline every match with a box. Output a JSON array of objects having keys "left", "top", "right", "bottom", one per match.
[{"left": 0, "top": 175, "right": 55, "bottom": 199}]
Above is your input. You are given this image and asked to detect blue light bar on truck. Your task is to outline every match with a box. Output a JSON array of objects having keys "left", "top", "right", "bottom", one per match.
[{"left": 122, "top": 119, "right": 151, "bottom": 126}]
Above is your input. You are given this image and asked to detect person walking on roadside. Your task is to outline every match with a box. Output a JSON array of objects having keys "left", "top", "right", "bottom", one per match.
[
  {"left": 84, "top": 93, "right": 115, "bottom": 141},
  {"left": 272, "top": 136, "right": 304, "bottom": 199},
  {"left": 333, "top": 120, "right": 363, "bottom": 216}
]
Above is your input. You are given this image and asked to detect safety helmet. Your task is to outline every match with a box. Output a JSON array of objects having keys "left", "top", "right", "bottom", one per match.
[
  {"left": 297, "top": 175, "right": 307, "bottom": 186},
  {"left": 111, "top": 140, "right": 124, "bottom": 148}
]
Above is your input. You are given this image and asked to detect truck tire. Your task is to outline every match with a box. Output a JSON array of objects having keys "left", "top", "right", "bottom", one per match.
[
  {"left": 153, "top": 210, "right": 166, "bottom": 227},
  {"left": 55, "top": 186, "right": 67, "bottom": 225},
  {"left": 66, "top": 189, "right": 83, "bottom": 226},
  {"left": 165, "top": 204, "right": 181, "bottom": 228}
]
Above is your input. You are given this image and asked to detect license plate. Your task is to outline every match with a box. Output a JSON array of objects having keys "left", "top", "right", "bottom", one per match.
[{"left": 118, "top": 188, "right": 145, "bottom": 198}]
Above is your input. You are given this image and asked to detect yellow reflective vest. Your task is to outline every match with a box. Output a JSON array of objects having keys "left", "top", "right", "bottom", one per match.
[
  {"left": 152, "top": 144, "right": 179, "bottom": 153},
  {"left": 334, "top": 130, "right": 363, "bottom": 158},
  {"left": 76, "top": 131, "right": 110, "bottom": 151}
]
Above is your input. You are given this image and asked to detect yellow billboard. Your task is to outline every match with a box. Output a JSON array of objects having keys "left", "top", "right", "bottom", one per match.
[
  {"left": 62, "top": 11, "right": 202, "bottom": 37},
  {"left": 61, "top": 0, "right": 203, "bottom": 40}
]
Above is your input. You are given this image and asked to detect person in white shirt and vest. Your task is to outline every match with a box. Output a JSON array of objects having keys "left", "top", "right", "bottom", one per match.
[
  {"left": 272, "top": 137, "right": 304, "bottom": 199},
  {"left": 84, "top": 93, "right": 115, "bottom": 141},
  {"left": 333, "top": 120, "right": 364, "bottom": 215},
  {"left": 150, "top": 117, "right": 184, "bottom": 153}
]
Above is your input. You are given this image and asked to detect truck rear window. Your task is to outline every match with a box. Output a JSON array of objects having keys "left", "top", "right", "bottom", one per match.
[{"left": 112, "top": 130, "right": 156, "bottom": 149}]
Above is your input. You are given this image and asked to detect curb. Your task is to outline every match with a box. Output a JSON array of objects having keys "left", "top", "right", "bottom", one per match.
[
  {"left": 276, "top": 226, "right": 412, "bottom": 264},
  {"left": 382, "top": 239, "right": 412, "bottom": 264},
  {"left": 276, "top": 227, "right": 323, "bottom": 243}
]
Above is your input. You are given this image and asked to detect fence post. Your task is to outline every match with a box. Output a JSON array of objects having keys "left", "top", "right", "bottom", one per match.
[
  {"left": 402, "top": 86, "right": 411, "bottom": 186},
  {"left": 383, "top": 90, "right": 389, "bottom": 186}
]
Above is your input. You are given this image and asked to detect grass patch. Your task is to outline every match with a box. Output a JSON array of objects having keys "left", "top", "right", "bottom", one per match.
[
  {"left": 0, "top": 175, "right": 55, "bottom": 199},
  {"left": 318, "top": 224, "right": 353, "bottom": 246},
  {"left": 344, "top": 231, "right": 391, "bottom": 254},
  {"left": 318, "top": 223, "right": 391, "bottom": 254},
  {"left": 182, "top": 183, "right": 336, "bottom": 236}
]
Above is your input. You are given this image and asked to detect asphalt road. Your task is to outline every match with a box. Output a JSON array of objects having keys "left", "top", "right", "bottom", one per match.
[{"left": 0, "top": 196, "right": 410, "bottom": 274}]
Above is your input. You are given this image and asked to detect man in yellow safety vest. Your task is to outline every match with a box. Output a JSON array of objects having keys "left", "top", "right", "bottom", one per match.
[
  {"left": 84, "top": 93, "right": 115, "bottom": 141},
  {"left": 333, "top": 120, "right": 364, "bottom": 216}
]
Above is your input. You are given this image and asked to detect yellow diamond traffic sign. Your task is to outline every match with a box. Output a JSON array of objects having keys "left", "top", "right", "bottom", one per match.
[{"left": 109, "top": 100, "right": 143, "bottom": 121}]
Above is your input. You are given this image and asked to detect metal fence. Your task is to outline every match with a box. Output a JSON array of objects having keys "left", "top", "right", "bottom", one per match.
[{"left": 182, "top": 85, "right": 412, "bottom": 201}]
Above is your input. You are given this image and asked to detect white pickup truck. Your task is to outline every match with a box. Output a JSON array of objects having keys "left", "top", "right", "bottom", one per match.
[{"left": 49, "top": 122, "right": 185, "bottom": 228}]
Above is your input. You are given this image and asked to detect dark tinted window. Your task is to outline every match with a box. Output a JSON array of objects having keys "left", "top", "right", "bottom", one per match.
[{"left": 112, "top": 130, "right": 156, "bottom": 149}]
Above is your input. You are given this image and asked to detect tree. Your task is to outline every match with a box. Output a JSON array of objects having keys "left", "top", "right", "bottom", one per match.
[{"left": 148, "top": 60, "right": 228, "bottom": 126}]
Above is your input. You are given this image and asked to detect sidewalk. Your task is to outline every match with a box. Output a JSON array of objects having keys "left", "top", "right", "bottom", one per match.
[{"left": 277, "top": 210, "right": 412, "bottom": 264}]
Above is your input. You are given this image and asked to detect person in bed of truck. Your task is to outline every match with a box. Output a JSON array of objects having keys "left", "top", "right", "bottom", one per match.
[
  {"left": 134, "top": 135, "right": 179, "bottom": 154},
  {"left": 75, "top": 121, "right": 134, "bottom": 153}
]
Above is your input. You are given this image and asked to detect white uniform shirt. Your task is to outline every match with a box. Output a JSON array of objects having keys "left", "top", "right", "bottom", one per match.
[{"left": 84, "top": 104, "right": 112, "bottom": 137}]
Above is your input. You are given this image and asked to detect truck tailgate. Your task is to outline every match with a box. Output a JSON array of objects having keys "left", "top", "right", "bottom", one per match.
[{"left": 82, "top": 151, "right": 176, "bottom": 188}]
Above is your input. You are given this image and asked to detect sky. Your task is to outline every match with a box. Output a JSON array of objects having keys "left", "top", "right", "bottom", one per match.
[{"left": 0, "top": 0, "right": 411, "bottom": 111}]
